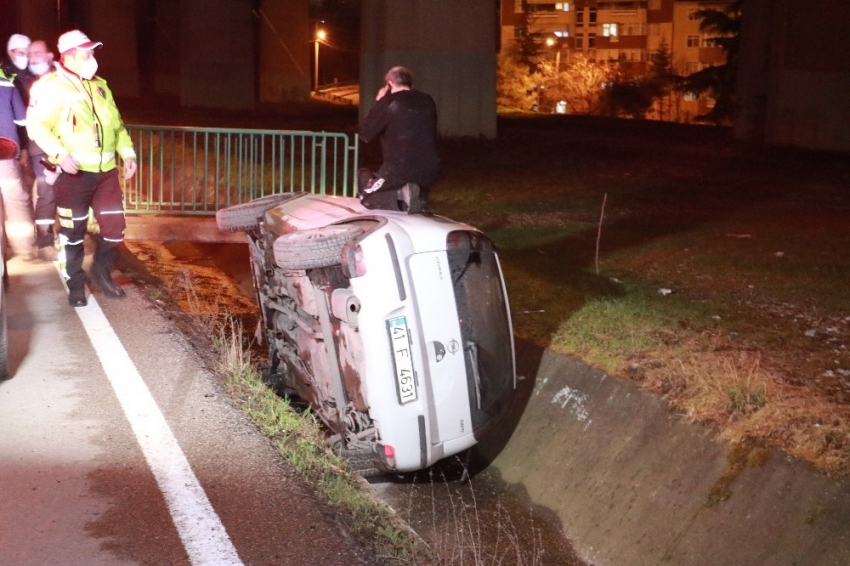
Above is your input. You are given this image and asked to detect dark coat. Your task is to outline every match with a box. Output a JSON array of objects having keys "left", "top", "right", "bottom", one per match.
[{"left": 359, "top": 89, "right": 441, "bottom": 189}]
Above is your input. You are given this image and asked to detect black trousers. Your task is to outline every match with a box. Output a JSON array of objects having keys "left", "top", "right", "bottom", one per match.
[
  {"left": 357, "top": 168, "right": 433, "bottom": 211},
  {"left": 55, "top": 169, "right": 125, "bottom": 292},
  {"left": 30, "top": 153, "right": 57, "bottom": 248}
]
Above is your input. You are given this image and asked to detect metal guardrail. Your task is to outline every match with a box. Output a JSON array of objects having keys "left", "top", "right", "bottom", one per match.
[{"left": 123, "top": 126, "right": 359, "bottom": 215}]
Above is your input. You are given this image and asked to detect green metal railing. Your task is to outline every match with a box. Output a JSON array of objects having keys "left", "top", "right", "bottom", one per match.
[{"left": 123, "top": 126, "right": 359, "bottom": 215}]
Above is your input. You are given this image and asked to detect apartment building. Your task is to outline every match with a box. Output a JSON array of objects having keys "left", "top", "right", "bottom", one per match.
[{"left": 501, "top": 0, "right": 732, "bottom": 119}]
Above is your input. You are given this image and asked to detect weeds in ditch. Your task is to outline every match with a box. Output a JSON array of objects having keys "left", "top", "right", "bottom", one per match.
[{"left": 396, "top": 465, "right": 544, "bottom": 566}]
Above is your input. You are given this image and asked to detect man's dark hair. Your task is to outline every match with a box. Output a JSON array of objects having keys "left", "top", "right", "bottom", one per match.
[{"left": 386, "top": 66, "right": 413, "bottom": 88}]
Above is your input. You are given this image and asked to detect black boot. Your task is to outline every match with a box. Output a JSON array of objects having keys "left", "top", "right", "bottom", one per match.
[
  {"left": 68, "top": 286, "right": 87, "bottom": 307},
  {"left": 90, "top": 268, "right": 125, "bottom": 298},
  {"left": 63, "top": 242, "right": 88, "bottom": 300},
  {"left": 401, "top": 183, "right": 427, "bottom": 215},
  {"left": 90, "top": 239, "right": 125, "bottom": 298}
]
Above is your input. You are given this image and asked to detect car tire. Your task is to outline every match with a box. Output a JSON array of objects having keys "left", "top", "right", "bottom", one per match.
[
  {"left": 215, "top": 193, "right": 303, "bottom": 233},
  {"left": 338, "top": 446, "right": 383, "bottom": 478},
  {"left": 273, "top": 224, "right": 363, "bottom": 270}
]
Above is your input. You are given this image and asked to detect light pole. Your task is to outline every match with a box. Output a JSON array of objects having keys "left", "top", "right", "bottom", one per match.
[
  {"left": 546, "top": 37, "right": 561, "bottom": 72},
  {"left": 313, "top": 29, "right": 326, "bottom": 92}
]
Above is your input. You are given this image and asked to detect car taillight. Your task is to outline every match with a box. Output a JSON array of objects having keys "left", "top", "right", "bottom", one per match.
[
  {"left": 342, "top": 241, "right": 367, "bottom": 278},
  {"left": 382, "top": 444, "right": 396, "bottom": 469},
  {"left": 447, "top": 230, "right": 495, "bottom": 252}
]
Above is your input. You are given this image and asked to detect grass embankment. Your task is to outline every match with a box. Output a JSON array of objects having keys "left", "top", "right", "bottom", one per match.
[
  {"left": 433, "top": 114, "right": 850, "bottom": 474},
  {"left": 121, "top": 243, "right": 428, "bottom": 563},
  {"left": 212, "top": 318, "right": 430, "bottom": 563}
]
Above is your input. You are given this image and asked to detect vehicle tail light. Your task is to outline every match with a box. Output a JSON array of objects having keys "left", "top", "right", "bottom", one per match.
[
  {"left": 381, "top": 444, "right": 396, "bottom": 469},
  {"left": 447, "top": 230, "right": 495, "bottom": 252},
  {"left": 342, "top": 241, "right": 367, "bottom": 278}
]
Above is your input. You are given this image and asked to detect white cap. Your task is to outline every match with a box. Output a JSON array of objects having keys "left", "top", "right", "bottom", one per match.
[
  {"left": 57, "top": 30, "right": 102, "bottom": 55},
  {"left": 7, "top": 33, "right": 31, "bottom": 52}
]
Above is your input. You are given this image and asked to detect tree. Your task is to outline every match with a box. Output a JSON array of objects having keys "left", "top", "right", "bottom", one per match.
[
  {"left": 515, "top": 1, "right": 543, "bottom": 72},
  {"left": 684, "top": 0, "right": 743, "bottom": 124},
  {"left": 598, "top": 73, "right": 656, "bottom": 119},
  {"left": 647, "top": 39, "right": 680, "bottom": 121},
  {"left": 543, "top": 54, "right": 611, "bottom": 114},
  {"left": 497, "top": 44, "right": 541, "bottom": 112}
]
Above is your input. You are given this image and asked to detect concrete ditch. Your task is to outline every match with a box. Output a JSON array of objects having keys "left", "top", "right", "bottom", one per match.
[{"left": 476, "top": 342, "right": 850, "bottom": 565}]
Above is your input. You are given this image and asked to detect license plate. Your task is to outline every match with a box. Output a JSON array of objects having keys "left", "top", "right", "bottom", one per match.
[{"left": 387, "top": 316, "right": 417, "bottom": 404}]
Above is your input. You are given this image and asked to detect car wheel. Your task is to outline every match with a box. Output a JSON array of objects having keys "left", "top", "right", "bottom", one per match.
[
  {"left": 215, "top": 193, "right": 303, "bottom": 233},
  {"left": 338, "top": 446, "right": 383, "bottom": 478},
  {"left": 273, "top": 224, "right": 363, "bottom": 270}
]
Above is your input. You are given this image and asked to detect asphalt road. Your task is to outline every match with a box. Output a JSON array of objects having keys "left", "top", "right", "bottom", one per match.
[{"left": 0, "top": 255, "right": 375, "bottom": 565}]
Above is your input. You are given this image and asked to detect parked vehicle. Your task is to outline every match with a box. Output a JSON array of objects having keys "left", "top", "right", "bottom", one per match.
[
  {"left": 0, "top": 212, "right": 8, "bottom": 380},
  {"left": 216, "top": 192, "right": 516, "bottom": 475},
  {"left": 0, "top": 136, "right": 14, "bottom": 379}
]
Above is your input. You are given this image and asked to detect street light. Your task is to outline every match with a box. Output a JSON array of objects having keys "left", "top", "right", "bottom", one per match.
[
  {"left": 313, "top": 29, "right": 326, "bottom": 92},
  {"left": 546, "top": 37, "right": 561, "bottom": 73}
]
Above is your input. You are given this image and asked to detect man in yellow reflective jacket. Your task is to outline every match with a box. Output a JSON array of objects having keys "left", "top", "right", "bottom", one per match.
[{"left": 26, "top": 30, "right": 136, "bottom": 307}]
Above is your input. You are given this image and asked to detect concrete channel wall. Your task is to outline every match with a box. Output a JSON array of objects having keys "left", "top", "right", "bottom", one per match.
[{"left": 479, "top": 345, "right": 850, "bottom": 565}]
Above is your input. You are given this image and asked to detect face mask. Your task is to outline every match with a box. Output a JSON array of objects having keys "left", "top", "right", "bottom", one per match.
[
  {"left": 29, "top": 61, "right": 50, "bottom": 75},
  {"left": 79, "top": 57, "right": 98, "bottom": 80},
  {"left": 12, "top": 55, "right": 28, "bottom": 70}
]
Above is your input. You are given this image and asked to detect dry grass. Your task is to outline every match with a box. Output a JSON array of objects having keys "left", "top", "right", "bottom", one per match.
[
  {"left": 430, "top": 115, "right": 850, "bottom": 475},
  {"left": 399, "top": 467, "right": 545, "bottom": 566},
  {"left": 559, "top": 307, "right": 850, "bottom": 474}
]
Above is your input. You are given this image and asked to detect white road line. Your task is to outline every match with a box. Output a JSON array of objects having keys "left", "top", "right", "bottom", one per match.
[{"left": 73, "top": 293, "right": 243, "bottom": 566}]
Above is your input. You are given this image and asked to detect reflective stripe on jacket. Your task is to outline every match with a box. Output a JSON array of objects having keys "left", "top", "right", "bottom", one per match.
[{"left": 26, "top": 63, "right": 135, "bottom": 173}]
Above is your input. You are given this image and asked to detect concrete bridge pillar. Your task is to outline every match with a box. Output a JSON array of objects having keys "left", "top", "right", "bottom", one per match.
[{"left": 360, "top": 0, "right": 498, "bottom": 138}]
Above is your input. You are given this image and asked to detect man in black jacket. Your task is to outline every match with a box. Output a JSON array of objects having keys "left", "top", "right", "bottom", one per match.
[{"left": 358, "top": 66, "right": 440, "bottom": 214}]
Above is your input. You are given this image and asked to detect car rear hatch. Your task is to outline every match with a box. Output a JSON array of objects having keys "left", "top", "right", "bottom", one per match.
[{"left": 407, "top": 230, "right": 515, "bottom": 444}]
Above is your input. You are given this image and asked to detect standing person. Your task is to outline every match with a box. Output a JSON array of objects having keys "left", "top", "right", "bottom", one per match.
[
  {"left": 358, "top": 66, "right": 441, "bottom": 214},
  {"left": 0, "top": 62, "right": 36, "bottom": 260},
  {"left": 26, "top": 30, "right": 137, "bottom": 307},
  {"left": 4, "top": 34, "right": 35, "bottom": 196},
  {"left": 17, "top": 40, "right": 57, "bottom": 259},
  {"left": 3, "top": 34, "right": 30, "bottom": 76}
]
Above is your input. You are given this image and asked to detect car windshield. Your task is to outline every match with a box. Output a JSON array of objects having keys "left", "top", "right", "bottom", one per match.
[{"left": 447, "top": 234, "right": 514, "bottom": 432}]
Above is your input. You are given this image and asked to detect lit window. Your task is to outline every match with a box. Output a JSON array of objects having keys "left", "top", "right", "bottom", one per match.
[
  {"left": 556, "top": 2, "right": 570, "bottom": 10},
  {"left": 554, "top": 30, "right": 570, "bottom": 38},
  {"left": 603, "top": 23, "right": 618, "bottom": 37}
]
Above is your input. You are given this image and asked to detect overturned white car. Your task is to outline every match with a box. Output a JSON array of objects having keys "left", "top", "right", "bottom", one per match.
[{"left": 216, "top": 193, "right": 515, "bottom": 475}]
